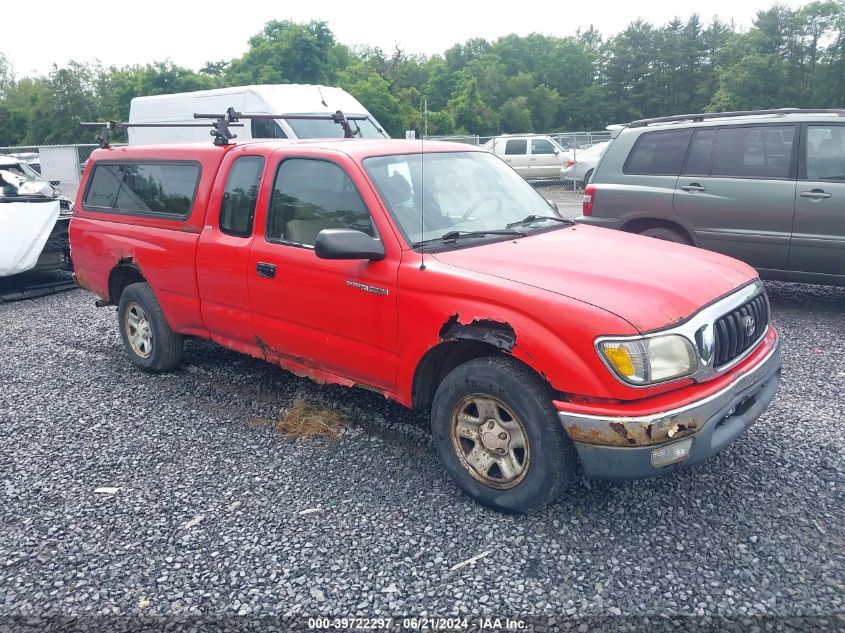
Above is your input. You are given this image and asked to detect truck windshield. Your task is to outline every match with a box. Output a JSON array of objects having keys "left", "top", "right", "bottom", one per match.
[
  {"left": 285, "top": 115, "right": 388, "bottom": 139},
  {"left": 364, "top": 151, "right": 562, "bottom": 246}
]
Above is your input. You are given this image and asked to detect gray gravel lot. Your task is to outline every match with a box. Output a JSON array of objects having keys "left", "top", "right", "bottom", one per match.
[
  {"left": 1, "top": 280, "right": 843, "bottom": 632},
  {"left": 535, "top": 187, "right": 583, "bottom": 219}
]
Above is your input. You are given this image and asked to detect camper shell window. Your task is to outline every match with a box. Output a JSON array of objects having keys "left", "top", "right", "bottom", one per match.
[{"left": 83, "top": 161, "right": 200, "bottom": 219}]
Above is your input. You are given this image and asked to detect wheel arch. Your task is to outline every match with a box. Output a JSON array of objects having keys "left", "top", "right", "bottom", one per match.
[
  {"left": 108, "top": 259, "right": 146, "bottom": 305},
  {"left": 621, "top": 217, "right": 697, "bottom": 245},
  {"left": 411, "top": 318, "right": 559, "bottom": 411}
]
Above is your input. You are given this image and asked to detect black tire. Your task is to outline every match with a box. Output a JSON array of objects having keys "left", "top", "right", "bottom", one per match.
[
  {"left": 639, "top": 226, "right": 691, "bottom": 245},
  {"left": 431, "top": 356, "right": 577, "bottom": 513},
  {"left": 117, "top": 282, "right": 183, "bottom": 373}
]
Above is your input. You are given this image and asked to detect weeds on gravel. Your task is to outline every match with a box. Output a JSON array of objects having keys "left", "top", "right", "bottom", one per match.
[{"left": 270, "top": 399, "right": 346, "bottom": 440}]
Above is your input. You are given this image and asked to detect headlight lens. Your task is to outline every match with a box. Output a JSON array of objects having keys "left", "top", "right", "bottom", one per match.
[{"left": 598, "top": 334, "right": 697, "bottom": 385}]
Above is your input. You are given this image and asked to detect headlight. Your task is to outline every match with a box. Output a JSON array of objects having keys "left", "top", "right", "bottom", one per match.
[{"left": 598, "top": 334, "right": 697, "bottom": 385}]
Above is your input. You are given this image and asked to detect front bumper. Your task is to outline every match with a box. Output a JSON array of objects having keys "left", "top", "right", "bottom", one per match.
[{"left": 558, "top": 336, "right": 782, "bottom": 480}]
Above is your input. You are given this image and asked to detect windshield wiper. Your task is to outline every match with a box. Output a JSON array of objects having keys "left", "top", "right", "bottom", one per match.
[
  {"left": 413, "top": 228, "right": 526, "bottom": 247},
  {"left": 506, "top": 215, "right": 575, "bottom": 228}
]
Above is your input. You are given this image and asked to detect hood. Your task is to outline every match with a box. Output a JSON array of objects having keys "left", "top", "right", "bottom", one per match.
[{"left": 431, "top": 224, "right": 757, "bottom": 333}]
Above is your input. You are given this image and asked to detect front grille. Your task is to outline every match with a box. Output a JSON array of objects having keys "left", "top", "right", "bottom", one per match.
[{"left": 713, "top": 293, "right": 769, "bottom": 368}]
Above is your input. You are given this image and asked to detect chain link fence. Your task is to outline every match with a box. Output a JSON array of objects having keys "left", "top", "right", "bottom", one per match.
[
  {"left": 0, "top": 144, "right": 99, "bottom": 202},
  {"left": 428, "top": 131, "right": 612, "bottom": 190},
  {"left": 0, "top": 131, "right": 611, "bottom": 200}
]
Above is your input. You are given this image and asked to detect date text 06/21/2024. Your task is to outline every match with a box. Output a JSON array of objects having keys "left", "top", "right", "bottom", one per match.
[{"left": 307, "top": 616, "right": 528, "bottom": 630}]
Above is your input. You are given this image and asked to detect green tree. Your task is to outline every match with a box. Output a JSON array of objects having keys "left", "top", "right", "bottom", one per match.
[
  {"left": 225, "top": 20, "right": 339, "bottom": 85},
  {"left": 499, "top": 96, "right": 533, "bottom": 132}
]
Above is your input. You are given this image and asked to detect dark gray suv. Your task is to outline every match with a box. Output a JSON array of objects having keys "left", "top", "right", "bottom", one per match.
[{"left": 578, "top": 108, "right": 845, "bottom": 286}]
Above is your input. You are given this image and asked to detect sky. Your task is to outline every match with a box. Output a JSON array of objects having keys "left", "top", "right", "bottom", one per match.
[{"left": 2, "top": 0, "right": 806, "bottom": 77}]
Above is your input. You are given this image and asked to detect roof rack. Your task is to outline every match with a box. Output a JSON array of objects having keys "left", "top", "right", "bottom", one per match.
[
  {"left": 628, "top": 108, "right": 845, "bottom": 129},
  {"left": 82, "top": 108, "right": 368, "bottom": 149}
]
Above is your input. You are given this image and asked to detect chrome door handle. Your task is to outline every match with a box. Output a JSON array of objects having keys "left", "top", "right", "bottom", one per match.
[
  {"left": 681, "top": 184, "right": 706, "bottom": 192},
  {"left": 800, "top": 189, "right": 832, "bottom": 199}
]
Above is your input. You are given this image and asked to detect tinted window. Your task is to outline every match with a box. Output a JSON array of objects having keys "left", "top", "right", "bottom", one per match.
[
  {"left": 505, "top": 139, "right": 527, "bottom": 156},
  {"left": 267, "top": 159, "right": 374, "bottom": 246},
  {"left": 806, "top": 125, "right": 845, "bottom": 181},
  {"left": 531, "top": 139, "right": 556, "bottom": 155},
  {"left": 251, "top": 119, "right": 287, "bottom": 139},
  {"left": 220, "top": 156, "right": 264, "bottom": 237},
  {"left": 624, "top": 130, "right": 693, "bottom": 175},
  {"left": 683, "top": 129, "right": 716, "bottom": 175},
  {"left": 711, "top": 126, "right": 794, "bottom": 179},
  {"left": 84, "top": 162, "right": 200, "bottom": 217}
]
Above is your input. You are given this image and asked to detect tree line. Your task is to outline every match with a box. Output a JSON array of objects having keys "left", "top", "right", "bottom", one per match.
[{"left": 0, "top": 1, "right": 843, "bottom": 146}]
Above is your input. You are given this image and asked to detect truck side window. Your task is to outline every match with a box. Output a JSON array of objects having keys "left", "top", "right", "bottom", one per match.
[
  {"left": 531, "top": 139, "right": 556, "bottom": 155},
  {"left": 219, "top": 156, "right": 264, "bottom": 237},
  {"left": 266, "top": 159, "right": 375, "bottom": 247},
  {"left": 505, "top": 139, "right": 527, "bottom": 156}
]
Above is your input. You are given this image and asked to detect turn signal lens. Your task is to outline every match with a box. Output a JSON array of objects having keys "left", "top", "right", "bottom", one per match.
[{"left": 604, "top": 347, "right": 635, "bottom": 376}]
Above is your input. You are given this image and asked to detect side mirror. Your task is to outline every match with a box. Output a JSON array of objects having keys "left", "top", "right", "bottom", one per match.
[
  {"left": 553, "top": 148, "right": 560, "bottom": 155},
  {"left": 315, "top": 229, "right": 385, "bottom": 261}
]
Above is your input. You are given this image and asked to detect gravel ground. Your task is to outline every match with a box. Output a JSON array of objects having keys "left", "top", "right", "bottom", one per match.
[
  {"left": 1, "top": 281, "right": 843, "bottom": 632},
  {"left": 533, "top": 186, "right": 583, "bottom": 219}
]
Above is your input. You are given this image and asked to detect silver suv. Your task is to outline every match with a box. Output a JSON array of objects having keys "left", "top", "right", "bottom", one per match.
[{"left": 577, "top": 109, "right": 845, "bottom": 286}]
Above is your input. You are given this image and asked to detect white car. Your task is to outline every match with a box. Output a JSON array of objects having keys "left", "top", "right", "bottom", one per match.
[
  {"left": 560, "top": 141, "right": 611, "bottom": 187},
  {"left": 0, "top": 155, "right": 73, "bottom": 276},
  {"left": 483, "top": 135, "right": 570, "bottom": 180}
]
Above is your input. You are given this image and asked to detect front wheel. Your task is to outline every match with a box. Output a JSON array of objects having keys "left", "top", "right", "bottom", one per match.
[
  {"left": 117, "top": 282, "right": 183, "bottom": 373},
  {"left": 431, "top": 356, "right": 577, "bottom": 513}
]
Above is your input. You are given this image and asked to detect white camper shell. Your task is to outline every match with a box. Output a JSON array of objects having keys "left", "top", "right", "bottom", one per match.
[{"left": 128, "top": 84, "right": 389, "bottom": 145}]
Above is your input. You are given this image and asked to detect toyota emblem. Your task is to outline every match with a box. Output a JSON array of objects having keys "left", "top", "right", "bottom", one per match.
[{"left": 744, "top": 315, "right": 755, "bottom": 337}]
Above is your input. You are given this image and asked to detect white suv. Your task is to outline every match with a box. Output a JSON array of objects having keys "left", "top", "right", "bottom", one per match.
[{"left": 483, "top": 135, "right": 569, "bottom": 180}]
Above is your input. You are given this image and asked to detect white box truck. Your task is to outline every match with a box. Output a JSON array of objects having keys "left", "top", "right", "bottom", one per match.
[{"left": 128, "top": 84, "right": 388, "bottom": 144}]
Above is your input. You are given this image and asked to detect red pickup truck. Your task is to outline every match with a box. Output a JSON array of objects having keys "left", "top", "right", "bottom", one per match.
[{"left": 70, "top": 138, "right": 782, "bottom": 512}]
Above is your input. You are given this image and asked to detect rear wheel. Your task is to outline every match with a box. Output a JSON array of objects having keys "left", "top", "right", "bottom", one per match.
[
  {"left": 117, "top": 282, "right": 183, "bottom": 373},
  {"left": 431, "top": 356, "right": 577, "bottom": 513},
  {"left": 639, "top": 226, "right": 691, "bottom": 245}
]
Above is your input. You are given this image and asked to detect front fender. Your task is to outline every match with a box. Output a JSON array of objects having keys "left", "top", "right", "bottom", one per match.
[{"left": 395, "top": 258, "right": 639, "bottom": 407}]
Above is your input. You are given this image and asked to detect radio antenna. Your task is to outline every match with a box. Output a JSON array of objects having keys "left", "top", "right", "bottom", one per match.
[{"left": 419, "top": 96, "right": 427, "bottom": 271}]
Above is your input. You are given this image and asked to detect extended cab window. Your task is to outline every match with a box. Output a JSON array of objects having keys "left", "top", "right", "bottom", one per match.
[
  {"left": 84, "top": 162, "right": 200, "bottom": 218},
  {"left": 505, "top": 139, "right": 527, "bottom": 155},
  {"left": 220, "top": 157, "right": 264, "bottom": 237},
  {"left": 711, "top": 125, "right": 795, "bottom": 179},
  {"left": 266, "top": 159, "right": 375, "bottom": 246},
  {"left": 624, "top": 130, "right": 693, "bottom": 175}
]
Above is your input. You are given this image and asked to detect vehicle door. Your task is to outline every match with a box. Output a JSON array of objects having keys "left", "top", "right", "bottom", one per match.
[
  {"left": 528, "top": 138, "right": 561, "bottom": 180},
  {"left": 789, "top": 123, "right": 845, "bottom": 278},
  {"left": 196, "top": 152, "right": 266, "bottom": 349},
  {"left": 673, "top": 124, "right": 797, "bottom": 271},
  {"left": 247, "top": 153, "right": 400, "bottom": 392},
  {"left": 501, "top": 138, "right": 530, "bottom": 177}
]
